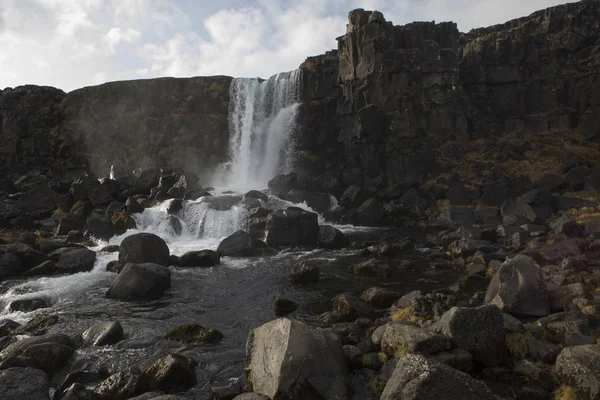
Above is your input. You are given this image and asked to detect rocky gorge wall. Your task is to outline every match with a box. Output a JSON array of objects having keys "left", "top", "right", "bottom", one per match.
[
  {"left": 1, "top": 1, "right": 599, "bottom": 192},
  {"left": 298, "top": 0, "right": 600, "bottom": 190},
  {"left": 0, "top": 76, "right": 232, "bottom": 180}
]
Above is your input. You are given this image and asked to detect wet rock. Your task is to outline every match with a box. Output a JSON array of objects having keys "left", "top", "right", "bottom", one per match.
[
  {"left": 360, "top": 287, "right": 401, "bottom": 308},
  {"left": 268, "top": 172, "right": 298, "bottom": 196},
  {"left": 333, "top": 293, "right": 375, "bottom": 321},
  {"left": 380, "top": 354, "right": 494, "bottom": 400},
  {"left": 82, "top": 321, "right": 124, "bottom": 346},
  {"left": 59, "top": 383, "right": 96, "bottom": 400},
  {"left": 433, "top": 305, "right": 507, "bottom": 367},
  {"left": 243, "top": 190, "right": 268, "bottom": 203},
  {"left": 0, "top": 253, "right": 24, "bottom": 280},
  {"left": 166, "top": 199, "right": 183, "bottom": 215},
  {"left": 343, "top": 198, "right": 385, "bottom": 226},
  {"left": 432, "top": 348, "right": 474, "bottom": 373},
  {"left": 126, "top": 196, "right": 145, "bottom": 214},
  {"left": 178, "top": 250, "right": 220, "bottom": 267},
  {"left": 164, "top": 324, "right": 223, "bottom": 344},
  {"left": 86, "top": 214, "right": 134, "bottom": 241},
  {"left": 246, "top": 318, "right": 349, "bottom": 400},
  {"left": 0, "top": 367, "right": 49, "bottom": 400},
  {"left": 118, "top": 233, "right": 170, "bottom": 266},
  {"left": 318, "top": 225, "right": 349, "bottom": 249},
  {"left": 348, "top": 259, "right": 390, "bottom": 277},
  {"left": 485, "top": 255, "right": 550, "bottom": 317},
  {"left": 56, "top": 248, "right": 97, "bottom": 274},
  {"left": 95, "top": 367, "right": 148, "bottom": 400},
  {"left": 38, "top": 239, "right": 68, "bottom": 253},
  {"left": 286, "top": 190, "right": 332, "bottom": 213},
  {"left": 209, "top": 380, "right": 243, "bottom": 400},
  {"left": 66, "top": 230, "right": 84, "bottom": 243},
  {"left": 265, "top": 207, "right": 319, "bottom": 246},
  {"left": 0, "top": 320, "right": 20, "bottom": 337},
  {"left": 289, "top": 261, "right": 320, "bottom": 284},
  {"left": 381, "top": 322, "right": 449, "bottom": 357},
  {"left": 339, "top": 185, "right": 368, "bottom": 209},
  {"left": 106, "top": 261, "right": 123, "bottom": 273},
  {"left": 7, "top": 298, "right": 50, "bottom": 313},
  {"left": 143, "top": 353, "right": 196, "bottom": 391},
  {"left": 106, "top": 263, "right": 171, "bottom": 301},
  {"left": 217, "top": 230, "right": 256, "bottom": 257},
  {"left": 554, "top": 345, "right": 600, "bottom": 400},
  {"left": 0, "top": 334, "right": 74, "bottom": 375},
  {"left": 273, "top": 297, "right": 299, "bottom": 316},
  {"left": 10, "top": 314, "right": 59, "bottom": 336},
  {"left": 5, "top": 243, "right": 47, "bottom": 270}
]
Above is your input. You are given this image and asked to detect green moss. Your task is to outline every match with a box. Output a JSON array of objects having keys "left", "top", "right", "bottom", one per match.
[
  {"left": 369, "top": 377, "right": 387, "bottom": 395},
  {"left": 13, "top": 314, "right": 60, "bottom": 336},
  {"left": 165, "top": 324, "right": 223, "bottom": 344},
  {"left": 505, "top": 331, "right": 531, "bottom": 361}
]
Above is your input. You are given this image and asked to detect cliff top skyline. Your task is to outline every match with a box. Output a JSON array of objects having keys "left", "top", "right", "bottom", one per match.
[{"left": 0, "top": 0, "right": 579, "bottom": 92}]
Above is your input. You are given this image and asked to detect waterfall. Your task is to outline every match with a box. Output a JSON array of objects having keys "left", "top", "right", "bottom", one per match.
[{"left": 218, "top": 69, "right": 303, "bottom": 190}]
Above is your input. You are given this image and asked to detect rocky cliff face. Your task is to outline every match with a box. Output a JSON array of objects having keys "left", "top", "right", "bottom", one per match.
[
  {"left": 299, "top": 1, "right": 600, "bottom": 190},
  {"left": 0, "top": 76, "right": 232, "bottom": 179},
  {"left": 460, "top": 1, "right": 600, "bottom": 140}
]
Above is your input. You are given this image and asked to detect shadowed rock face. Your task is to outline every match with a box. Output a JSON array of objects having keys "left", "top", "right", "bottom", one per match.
[{"left": 0, "top": 76, "right": 232, "bottom": 179}]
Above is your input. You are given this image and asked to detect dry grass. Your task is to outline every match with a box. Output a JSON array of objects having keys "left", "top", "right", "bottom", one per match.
[
  {"left": 391, "top": 306, "right": 425, "bottom": 326},
  {"left": 393, "top": 345, "right": 411, "bottom": 359},
  {"left": 439, "top": 130, "right": 600, "bottom": 187},
  {"left": 567, "top": 205, "right": 600, "bottom": 225},
  {"left": 485, "top": 266, "right": 496, "bottom": 278},
  {"left": 0, "top": 232, "right": 16, "bottom": 244},
  {"left": 553, "top": 385, "right": 577, "bottom": 400},
  {"left": 505, "top": 332, "right": 531, "bottom": 361}
]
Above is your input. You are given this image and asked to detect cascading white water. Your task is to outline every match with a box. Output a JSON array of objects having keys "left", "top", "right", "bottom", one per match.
[{"left": 219, "top": 69, "right": 303, "bottom": 190}]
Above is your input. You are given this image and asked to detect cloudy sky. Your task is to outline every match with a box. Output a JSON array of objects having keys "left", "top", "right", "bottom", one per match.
[{"left": 0, "top": 0, "right": 578, "bottom": 92}]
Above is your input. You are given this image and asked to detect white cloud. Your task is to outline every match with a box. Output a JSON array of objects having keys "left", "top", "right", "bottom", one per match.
[
  {"left": 0, "top": 0, "right": 582, "bottom": 91},
  {"left": 103, "top": 27, "right": 141, "bottom": 53}
]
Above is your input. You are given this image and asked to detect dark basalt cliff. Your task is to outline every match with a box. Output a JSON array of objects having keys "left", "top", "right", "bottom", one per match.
[
  {"left": 0, "top": 76, "right": 232, "bottom": 178},
  {"left": 1, "top": 1, "right": 599, "bottom": 190},
  {"left": 298, "top": 0, "right": 600, "bottom": 189}
]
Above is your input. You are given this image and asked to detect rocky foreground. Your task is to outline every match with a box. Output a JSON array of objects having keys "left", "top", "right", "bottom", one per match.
[{"left": 0, "top": 159, "right": 599, "bottom": 400}]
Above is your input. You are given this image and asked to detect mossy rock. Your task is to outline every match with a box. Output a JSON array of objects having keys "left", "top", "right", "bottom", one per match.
[
  {"left": 164, "top": 324, "right": 223, "bottom": 344},
  {"left": 12, "top": 314, "right": 60, "bottom": 336}
]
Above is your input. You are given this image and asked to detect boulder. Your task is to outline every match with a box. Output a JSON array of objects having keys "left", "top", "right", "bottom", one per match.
[
  {"left": 286, "top": 190, "right": 332, "bottom": 212},
  {"left": 23, "top": 260, "right": 58, "bottom": 277},
  {"left": 56, "top": 249, "right": 97, "bottom": 274},
  {"left": 360, "top": 287, "right": 401, "bottom": 308},
  {"left": 265, "top": 207, "right": 319, "bottom": 246},
  {"left": 289, "top": 261, "right": 320, "bottom": 284},
  {"left": 0, "top": 334, "right": 74, "bottom": 375},
  {"left": 348, "top": 259, "right": 390, "bottom": 277},
  {"left": 273, "top": 297, "right": 299, "bottom": 316},
  {"left": 344, "top": 198, "right": 384, "bottom": 226},
  {"left": 5, "top": 243, "right": 47, "bottom": 270},
  {"left": 433, "top": 305, "right": 507, "bottom": 367},
  {"left": 118, "top": 233, "right": 170, "bottom": 266},
  {"left": 339, "top": 185, "right": 369, "bottom": 208},
  {"left": 549, "top": 214, "right": 583, "bottom": 236},
  {"left": 268, "top": 172, "right": 298, "bottom": 195},
  {"left": 95, "top": 367, "right": 148, "bottom": 400},
  {"left": 106, "top": 263, "right": 171, "bottom": 301},
  {"left": 432, "top": 348, "right": 474, "bottom": 373},
  {"left": 318, "top": 225, "right": 349, "bottom": 249},
  {"left": 500, "top": 199, "right": 536, "bottom": 224},
  {"left": 246, "top": 318, "right": 350, "bottom": 400},
  {"left": 0, "top": 320, "right": 20, "bottom": 337},
  {"left": 380, "top": 354, "right": 494, "bottom": 400},
  {"left": 7, "top": 298, "right": 50, "bottom": 313},
  {"left": 178, "top": 250, "right": 220, "bottom": 267},
  {"left": 217, "top": 230, "right": 256, "bottom": 257},
  {"left": 554, "top": 345, "right": 600, "bottom": 400},
  {"left": 82, "top": 321, "right": 124, "bottom": 346},
  {"left": 381, "top": 322, "right": 450, "bottom": 356},
  {"left": 243, "top": 190, "right": 269, "bottom": 202},
  {"left": 233, "top": 394, "right": 271, "bottom": 400},
  {"left": 164, "top": 324, "right": 223, "bottom": 344},
  {"left": 0, "top": 253, "right": 24, "bottom": 280},
  {"left": 332, "top": 293, "right": 375, "bottom": 321},
  {"left": 0, "top": 367, "right": 49, "bottom": 400},
  {"left": 143, "top": 353, "right": 196, "bottom": 391},
  {"left": 485, "top": 255, "right": 550, "bottom": 317}
]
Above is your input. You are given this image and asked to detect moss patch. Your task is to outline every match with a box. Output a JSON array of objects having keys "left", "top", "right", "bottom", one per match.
[
  {"left": 13, "top": 314, "right": 60, "bottom": 336},
  {"left": 553, "top": 385, "right": 577, "bottom": 400},
  {"left": 165, "top": 324, "right": 223, "bottom": 344},
  {"left": 369, "top": 377, "right": 387, "bottom": 395},
  {"left": 393, "top": 345, "right": 411, "bottom": 359},
  {"left": 505, "top": 331, "right": 531, "bottom": 361},
  {"left": 391, "top": 306, "right": 425, "bottom": 326}
]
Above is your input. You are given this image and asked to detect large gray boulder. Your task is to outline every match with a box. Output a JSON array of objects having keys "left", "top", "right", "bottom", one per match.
[
  {"left": 554, "top": 344, "right": 600, "bottom": 400},
  {"left": 381, "top": 322, "right": 450, "bottom": 357},
  {"left": 118, "top": 233, "right": 170, "bottom": 266},
  {"left": 265, "top": 207, "right": 319, "bottom": 246},
  {"left": 381, "top": 354, "right": 495, "bottom": 400},
  {"left": 0, "top": 253, "right": 24, "bottom": 280},
  {"left": 433, "top": 304, "right": 507, "bottom": 367},
  {"left": 318, "top": 225, "right": 349, "bottom": 249},
  {"left": 245, "top": 318, "right": 350, "bottom": 400},
  {"left": 0, "top": 367, "right": 49, "bottom": 400},
  {"left": 82, "top": 321, "right": 124, "bottom": 346},
  {"left": 485, "top": 255, "right": 550, "bottom": 317},
  {"left": 0, "top": 334, "right": 74, "bottom": 375},
  {"left": 106, "top": 263, "right": 171, "bottom": 301},
  {"left": 217, "top": 230, "right": 256, "bottom": 257},
  {"left": 56, "top": 248, "right": 97, "bottom": 274},
  {"left": 143, "top": 353, "right": 196, "bottom": 391}
]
